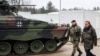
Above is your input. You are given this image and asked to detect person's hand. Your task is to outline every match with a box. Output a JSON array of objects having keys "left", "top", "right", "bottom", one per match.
[{"left": 94, "top": 43, "right": 97, "bottom": 46}]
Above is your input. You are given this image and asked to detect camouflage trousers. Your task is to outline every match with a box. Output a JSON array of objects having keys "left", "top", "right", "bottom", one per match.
[{"left": 72, "top": 41, "right": 82, "bottom": 54}]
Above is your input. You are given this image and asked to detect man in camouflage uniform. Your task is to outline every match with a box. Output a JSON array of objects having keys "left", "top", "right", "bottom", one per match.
[
  {"left": 70, "top": 20, "right": 82, "bottom": 56},
  {"left": 0, "top": 0, "right": 10, "bottom": 15},
  {"left": 82, "top": 21, "right": 97, "bottom": 56},
  {"left": 0, "top": 0, "right": 9, "bottom": 5}
]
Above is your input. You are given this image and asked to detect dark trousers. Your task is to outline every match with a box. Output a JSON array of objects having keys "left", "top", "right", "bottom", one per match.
[{"left": 85, "top": 49, "right": 94, "bottom": 56}]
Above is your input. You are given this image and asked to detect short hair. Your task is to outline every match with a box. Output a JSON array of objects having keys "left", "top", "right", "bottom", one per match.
[
  {"left": 71, "top": 20, "right": 76, "bottom": 23},
  {"left": 85, "top": 21, "right": 91, "bottom": 25}
]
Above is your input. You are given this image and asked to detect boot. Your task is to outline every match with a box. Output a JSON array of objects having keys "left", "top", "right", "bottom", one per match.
[
  {"left": 71, "top": 53, "right": 74, "bottom": 56},
  {"left": 93, "top": 55, "right": 96, "bottom": 56},
  {"left": 91, "top": 54, "right": 96, "bottom": 56},
  {"left": 90, "top": 52, "right": 96, "bottom": 56},
  {"left": 78, "top": 52, "right": 82, "bottom": 56}
]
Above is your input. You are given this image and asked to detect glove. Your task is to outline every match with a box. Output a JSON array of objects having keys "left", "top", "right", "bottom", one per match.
[{"left": 94, "top": 42, "right": 97, "bottom": 46}]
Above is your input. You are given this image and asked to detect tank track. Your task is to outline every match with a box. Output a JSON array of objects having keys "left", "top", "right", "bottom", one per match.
[{"left": 0, "top": 37, "right": 69, "bottom": 56}]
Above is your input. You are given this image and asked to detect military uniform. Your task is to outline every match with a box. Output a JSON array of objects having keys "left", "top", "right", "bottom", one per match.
[
  {"left": 82, "top": 26, "right": 97, "bottom": 56},
  {"left": 0, "top": 0, "right": 10, "bottom": 15},
  {"left": 70, "top": 25, "right": 82, "bottom": 56}
]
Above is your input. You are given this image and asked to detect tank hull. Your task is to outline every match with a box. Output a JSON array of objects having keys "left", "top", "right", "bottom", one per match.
[{"left": 0, "top": 16, "right": 69, "bottom": 55}]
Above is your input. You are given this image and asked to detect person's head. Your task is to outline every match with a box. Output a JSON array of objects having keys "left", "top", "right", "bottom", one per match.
[
  {"left": 71, "top": 20, "right": 77, "bottom": 27},
  {"left": 84, "top": 21, "right": 91, "bottom": 28}
]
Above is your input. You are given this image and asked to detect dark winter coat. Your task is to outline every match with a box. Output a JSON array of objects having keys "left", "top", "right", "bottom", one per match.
[{"left": 82, "top": 26, "right": 97, "bottom": 49}]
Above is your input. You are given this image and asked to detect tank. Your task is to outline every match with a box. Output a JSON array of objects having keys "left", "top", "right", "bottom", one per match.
[{"left": 0, "top": 0, "right": 69, "bottom": 55}]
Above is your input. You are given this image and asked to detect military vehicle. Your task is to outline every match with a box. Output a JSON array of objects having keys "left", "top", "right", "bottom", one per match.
[{"left": 0, "top": 0, "right": 69, "bottom": 55}]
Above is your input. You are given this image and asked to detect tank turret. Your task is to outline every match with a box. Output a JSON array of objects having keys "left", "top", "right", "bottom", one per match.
[{"left": 0, "top": 0, "right": 36, "bottom": 15}]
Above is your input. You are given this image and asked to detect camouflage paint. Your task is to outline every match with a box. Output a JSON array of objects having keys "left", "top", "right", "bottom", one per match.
[
  {"left": 51, "top": 26, "right": 67, "bottom": 39},
  {"left": 0, "top": 16, "right": 67, "bottom": 41}
]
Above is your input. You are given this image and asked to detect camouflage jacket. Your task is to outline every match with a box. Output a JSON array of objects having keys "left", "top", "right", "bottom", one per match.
[
  {"left": 82, "top": 26, "right": 97, "bottom": 49},
  {"left": 70, "top": 25, "right": 81, "bottom": 42}
]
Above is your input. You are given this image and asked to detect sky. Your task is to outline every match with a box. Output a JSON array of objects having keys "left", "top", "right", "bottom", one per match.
[{"left": 30, "top": 0, "right": 100, "bottom": 10}]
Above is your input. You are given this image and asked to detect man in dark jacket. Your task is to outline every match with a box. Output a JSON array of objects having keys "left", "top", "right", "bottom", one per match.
[
  {"left": 70, "top": 20, "right": 82, "bottom": 56},
  {"left": 82, "top": 21, "right": 97, "bottom": 56}
]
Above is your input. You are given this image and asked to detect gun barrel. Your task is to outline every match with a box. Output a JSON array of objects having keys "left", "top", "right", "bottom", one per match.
[{"left": 11, "top": 5, "right": 36, "bottom": 6}]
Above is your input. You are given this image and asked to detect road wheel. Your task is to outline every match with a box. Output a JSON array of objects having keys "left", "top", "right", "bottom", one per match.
[
  {"left": 0, "top": 42, "right": 11, "bottom": 55},
  {"left": 13, "top": 42, "right": 28, "bottom": 54},
  {"left": 45, "top": 40, "right": 57, "bottom": 52},
  {"left": 30, "top": 40, "right": 44, "bottom": 53}
]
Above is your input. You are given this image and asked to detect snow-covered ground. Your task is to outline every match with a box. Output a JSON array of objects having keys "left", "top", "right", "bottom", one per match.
[{"left": 18, "top": 10, "right": 100, "bottom": 38}]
